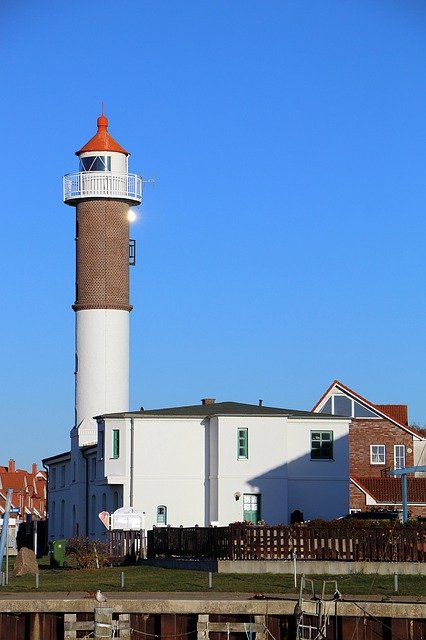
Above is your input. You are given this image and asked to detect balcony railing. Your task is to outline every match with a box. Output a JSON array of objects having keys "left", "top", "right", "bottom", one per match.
[{"left": 63, "top": 171, "right": 143, "bottom": 204}]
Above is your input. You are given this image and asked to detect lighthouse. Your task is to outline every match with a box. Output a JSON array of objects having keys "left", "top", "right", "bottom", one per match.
[{"left": 63, "top": 113, "right": 142, "bottom": 446}]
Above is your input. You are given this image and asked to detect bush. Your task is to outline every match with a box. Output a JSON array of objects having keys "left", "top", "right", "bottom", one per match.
[{"left": 66, "top": 536, "right": 110, "bottom": 569}]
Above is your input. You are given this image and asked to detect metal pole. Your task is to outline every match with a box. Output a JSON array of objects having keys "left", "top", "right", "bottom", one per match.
[
  {"left": 0, "top": 489, "right": 13, "bottom": 572},
  {"left": 401, "top": 474, "right": 408, "bottom": 523},
  {"left": 208, "top": 572, "right": 212, "bottom": 589},
  {"left": 5, "top": 533, "right": 9, "bottom": 585},
  {"left": 293, "top": 551, "right": 297, "bottom": 588}
]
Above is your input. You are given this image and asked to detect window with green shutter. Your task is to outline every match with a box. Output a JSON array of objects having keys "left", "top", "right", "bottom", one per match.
[
  {"left": 112, "top": 429, "right": 120, "bottom": 459},
  {"left": 237, "top": 428, "right": 248, "bottom": 459}
]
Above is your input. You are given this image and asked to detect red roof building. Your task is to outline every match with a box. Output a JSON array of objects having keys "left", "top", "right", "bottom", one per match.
[
  {"left": 0, "top": 459, "right": 46, "bottom": 522},
  {"left": 313, "top": 380, "right": 426, "bottom": 518}
]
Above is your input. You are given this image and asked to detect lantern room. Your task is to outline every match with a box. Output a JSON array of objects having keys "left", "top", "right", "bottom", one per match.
[{"left": 63, "top": 113, "right": 142, "bottom": 205}]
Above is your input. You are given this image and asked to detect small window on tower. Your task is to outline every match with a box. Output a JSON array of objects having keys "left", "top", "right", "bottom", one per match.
[{"left": 79, "top": 156, "right": 111, "bottom": 172}]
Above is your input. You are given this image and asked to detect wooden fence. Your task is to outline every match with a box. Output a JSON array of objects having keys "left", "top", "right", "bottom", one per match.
[
  {"left": 148, "top": 524, "right": 426, "bottom": 562},
  {"left": 107, "top": 530, "right": 146, "bottom": 562}
]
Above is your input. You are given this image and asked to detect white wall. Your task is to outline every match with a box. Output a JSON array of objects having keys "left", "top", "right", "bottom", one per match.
[
  {"left": 286, "top": 418, "right": 350, "bottom": 520},
  {"left": 75, "top": 310, "right": 129, "bottom": 446}
]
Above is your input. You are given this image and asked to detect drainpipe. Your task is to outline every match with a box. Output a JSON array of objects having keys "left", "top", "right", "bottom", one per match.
[
  {"left": 81, "top": 449, "right": 90, "bottom": 536},
  {"left": 42, "top": 461, "right": 49, "bottom": 551},
  {"left": 130, "top": 418, "right": 135, "bottom": 508}
]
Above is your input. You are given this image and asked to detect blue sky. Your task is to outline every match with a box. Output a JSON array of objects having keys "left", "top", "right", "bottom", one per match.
[{"left": 2, "top": 1, "right": 426, "bottom": 468}]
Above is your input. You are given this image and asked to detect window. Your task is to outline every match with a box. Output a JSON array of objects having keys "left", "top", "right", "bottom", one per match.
[
  {"left": 60, "top": 465, "right": 66, "bottom": 487},
  {"left": 333, "top": 396, "right": 351, "bottom": 416},
  {"left": 237, "top": 428, "right": 248, "bottom": 459},
  {"left": 91, "top": 495, "right": 96, "bottom": 534},
  {"left": 91, "top": 457, "right": 96, "bottom": 480},
  {"left": 311, "top": 431, "right": 333, "bottom": 460},
  {"left": 60, "top": 500, "right": 65, "bottom": 536},
  {"left": 98, "top": 430, "right": 104, "bottom": 460},
  {"left": 353, "top": 401, "right": 376, "bottom": 418},
  {"left": 102, "top": 493, "right": 107, "bottom": 511},
  {"left": 370, "top": 445, "right": 385, "bottom": 464},
  {"left": 51, "top": 501, "right": 56, "bottom": 536},
  {"left": 73, "top": 461, "right": 76, "bottom": 483},
  {"left": 157, "top": 505, "right": 167, "bottom": 525},
  {"left": 113, "top": 491, "right": 119, "bottom": 512},
  {"left": 112, "top": 430, "right": 120, "bottom": 459},
  {"left": 79, "top": 155, "right": 111, "bottom": 172},
  {"left": 51, "top": 468, "right": 57, "bottom": 489},
  {"left": 318, "top": 395, "right": 377, "bottom": 418},
  {"left": 394, "top": 445, "right": 405, "bottom": 470}
]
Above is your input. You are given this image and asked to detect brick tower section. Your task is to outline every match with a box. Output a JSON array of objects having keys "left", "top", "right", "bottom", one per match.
[{"left": 73, "top": 199, "right": 132, "bottom": 312}]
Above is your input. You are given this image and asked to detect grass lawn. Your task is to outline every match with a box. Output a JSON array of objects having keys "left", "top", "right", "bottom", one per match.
[{"left": 0, "top": 557, "right": 424, "bottom": 597}]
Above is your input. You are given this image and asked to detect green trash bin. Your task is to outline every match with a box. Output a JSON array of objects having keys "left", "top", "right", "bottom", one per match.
[{"left": 49, "top": 539, "right": 67, "bottom": 567}]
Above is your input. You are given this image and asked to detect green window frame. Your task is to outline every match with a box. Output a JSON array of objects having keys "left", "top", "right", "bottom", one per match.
[
  {"left": 311, "top": 431, "right": 333, "bottom": 460},
  {"left": 112, "top": 429, "right": 120, "bottom": 459},
  {"left": 157, "top": 505, "right": 167, "bottom": 525},
  {"left": 237, "top": 428, "right": 248, "bottom": 459}
]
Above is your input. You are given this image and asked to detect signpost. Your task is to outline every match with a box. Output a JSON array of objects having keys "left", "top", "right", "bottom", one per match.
[{"left": 389, "top": 465, "right": 426, "bottom": 523}]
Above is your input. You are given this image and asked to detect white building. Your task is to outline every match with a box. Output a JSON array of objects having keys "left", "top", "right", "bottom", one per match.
[{"left": 45, "top": 399, "right": 350, "bottom": 541}]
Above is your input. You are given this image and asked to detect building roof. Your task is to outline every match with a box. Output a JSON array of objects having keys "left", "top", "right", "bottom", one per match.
[
  {"left": 374, "top": 404, "right": 408, "bottom": 426},
  {"left": 42, "top": 451, "right": 71, "bottom": 465},
  {"left": 313, "top": 379, "right": 423, "bottom": 439},
  {"left": 76, "top": 113, "right": 129, "bottom": 156},
  {"left": 352, "top": 477, "right": 426, "bottom": 504},
  {"left": 100, "top": 400, "right": 348, "bottom": 420}
]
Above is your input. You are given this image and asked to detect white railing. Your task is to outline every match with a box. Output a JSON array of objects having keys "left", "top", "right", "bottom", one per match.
[{"left": 63, "top": 171, "right": 143, "bottom": 204}]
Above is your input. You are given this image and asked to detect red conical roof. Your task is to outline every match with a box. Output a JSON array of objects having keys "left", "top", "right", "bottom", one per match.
[{"left": 76, "top": 114, "right": 129, "bottom": 156}]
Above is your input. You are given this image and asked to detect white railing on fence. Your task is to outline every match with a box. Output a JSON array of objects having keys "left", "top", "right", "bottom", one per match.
[{"left": 63, "top": 171, "right": 143, "bottom": 204}]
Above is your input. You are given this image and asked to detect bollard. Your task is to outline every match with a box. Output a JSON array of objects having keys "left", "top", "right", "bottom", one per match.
[
  {"left": 208, "top": 572, "right": 212, "bottom": 589},
  {"left": 121, "top": 571, "right": 125, "bottom": 589},
  {"left": 94, "top": 607, "right": 113, "bottom": 639},
  {"left": 36, "top": 573, "right": 39, "bottom": 589},
  {"left": 394, "top": 573, "right": 398, "bottom": 592}
]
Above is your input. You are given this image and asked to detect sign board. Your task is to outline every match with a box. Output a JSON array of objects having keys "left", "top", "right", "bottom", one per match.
[
  {"left": 10, "top": 508, "right": 20, "bottom": 514},
  {"left": 98, "top": 511, "right": 110, "bottom": 530},
  {"left": 110, "top": 507, "right": 145, "bottom": 531}
]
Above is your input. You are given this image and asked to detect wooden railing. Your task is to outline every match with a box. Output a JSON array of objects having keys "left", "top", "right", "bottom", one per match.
[{"left": 148, "top": 524, "right": 426, "bottom": 563}]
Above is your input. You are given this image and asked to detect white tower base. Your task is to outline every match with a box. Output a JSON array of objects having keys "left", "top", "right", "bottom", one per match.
[{"left": 75, "top": 309, "right": 129, "bottom": 446}]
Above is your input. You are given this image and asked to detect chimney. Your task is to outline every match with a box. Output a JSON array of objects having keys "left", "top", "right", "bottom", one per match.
[
  {"left": 201, "top": 398, "right": 216, "bottom": 405},
  {"left": 259, "top": 399, "right": 263, "bottom": 406},
  {"left": 8, "top": 459, "right": 15, "bottom": 473},
  {"left": 32, "top": 463, "right": 38, "bottom": 475}
]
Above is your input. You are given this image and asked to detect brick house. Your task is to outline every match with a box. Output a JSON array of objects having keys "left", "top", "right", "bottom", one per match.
[{"left": 313, "top": 380, "right": 426, "bottom": 517}]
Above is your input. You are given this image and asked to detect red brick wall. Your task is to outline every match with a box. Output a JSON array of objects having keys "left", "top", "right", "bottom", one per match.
[
  {"left": 349, "top": 418, "right": 414, "bottom": 478},
  {"left": 349, "top": 482, "right": 367, "bottom": 511},
  {"left": 74, "top": 199, "right": 131, "bottom": 312}
]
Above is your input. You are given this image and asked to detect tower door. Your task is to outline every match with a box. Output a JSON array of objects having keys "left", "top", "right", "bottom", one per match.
[{"left": 243, "top": 493, "right": 260, "bottom": 524}]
